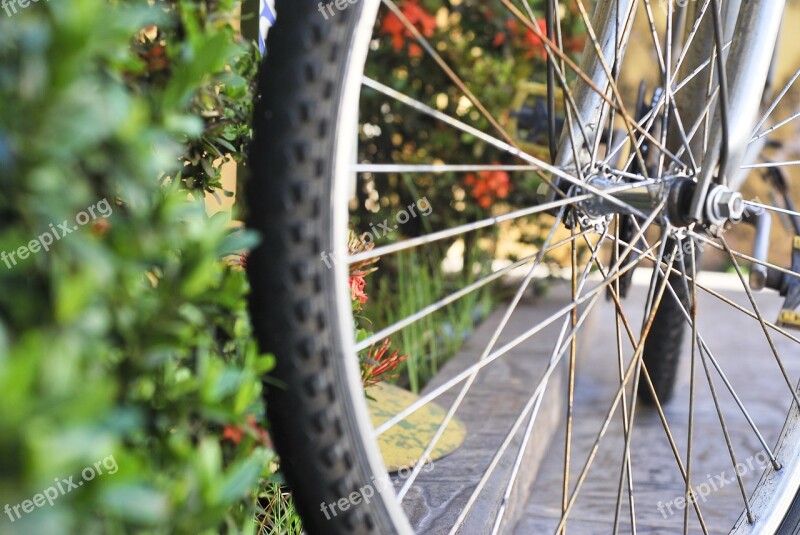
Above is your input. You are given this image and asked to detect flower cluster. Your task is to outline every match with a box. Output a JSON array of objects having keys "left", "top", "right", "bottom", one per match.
[
  {"left": 464, "top": 167, "right": 512, "bottom": 209},
  {"left": 348, "top": 231, "right": 378, "bottom": 312},
  {"left": 350, "top": 271, "right": 368, "bottom": 307},
  {"left": 361, "top": 339, "right": 410, "bottom": 388},
  {"left": 346, "top": 230, "right": 411, "bottom": 387},
  {"left": 490, "top": 11, "right": 585, "bottom": 58},
  {"left": 380, "top": 0, "right": 437, "bottom": 58}
]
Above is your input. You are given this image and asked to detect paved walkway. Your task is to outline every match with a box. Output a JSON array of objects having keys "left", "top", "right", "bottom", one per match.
[
  {"left": 405, "top": 287, "right": 572, "bottom": 534},
  {"left": 514, "top": 272, "right": 800, "bottom": 534}
]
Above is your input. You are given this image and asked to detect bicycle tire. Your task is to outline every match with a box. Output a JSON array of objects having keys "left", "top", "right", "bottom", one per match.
[
  {"left": 639, "top": 237, "right": 694, "bottom": 405},
  {"left": 246, "top": 2, "right": 411, "bottom": 533}
]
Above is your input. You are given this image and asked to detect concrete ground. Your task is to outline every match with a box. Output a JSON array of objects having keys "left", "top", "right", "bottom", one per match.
[
  {"left": 403, "top": 270, "right": 800, "bottom": 534},
  {"left": 514, "top": 272, "right": 800, "bottom": 534}
]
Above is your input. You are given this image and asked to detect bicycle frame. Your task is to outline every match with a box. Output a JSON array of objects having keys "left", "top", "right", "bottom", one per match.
[{"left": 685, "top": 0, "right": 785, "bottom": 220}]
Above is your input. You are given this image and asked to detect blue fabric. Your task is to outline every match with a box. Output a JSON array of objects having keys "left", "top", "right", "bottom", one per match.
[{"left": 259, "top": 1, "right": 276, "bottom": 55}]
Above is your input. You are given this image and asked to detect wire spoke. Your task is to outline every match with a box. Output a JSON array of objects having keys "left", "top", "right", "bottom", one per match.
[
  {"left": 561, "top": 224, "right": 580, "bottom": 535},
  {"left": 683, "top": 237, "right": 698, "bottom": 534},
  {"left": 604, "top": 38, "right": 731, "bottom": 170},
  {"left": 553, "top": 245, "right": 712, "bottom": 534},
  {"left": 353, "top": 164, "right": 544, "bottom": 174},
  {"left": 498, "top": 0, "right": 685, "bottom": 169},
  {"left": 720, "top": 236, "right": 800, "bottom": 409},
  {"left": 362, "top": 76, "right": 652, "bottom": 221},
  {"left": 571, "top": 0, "right": 650, "bottom": 173},
  {"left": 753, "top": 66, "right": 800, "bottom": 136},
  {"left": 688, "top": 231, "right": 800, "bottom": 287},
  {"left": 751, "top": 108, "right": 800, "bottom": 144},
  {"left": 379, "top": 0, "right": 515, "bottom": 146},
  {"left": 374, "top": 212, "right": 665, "bottom": 437},
  {"left": 487, "top": 229, "right": 609, "bottom": 534},
  {"left": 599, "top": 233, "right": 711, "bottom": 534},
  {"left": 680, "top": 239, "right": 756, "bottom": 524},
  {"left": 616, "top": 233, "right": 784, "bottom": 467},
  {"left": 518, "top": 0, "right": 594, "bottom": 156},
  {"left": 449, "top": 279, "right": 607, "bottom": 535},
  {"left": 396, "top": 207, "right": 573, "bottom": 499},
  {"left": 346, "top": 177, "right": 651, "bottom": 268},
  {"left": 355, "top": 227, "right": 591, "bottom": 352},
  {"left": 745, "top": 200, "right": 800, "bottom": 219},
  {"left": 586, "top": 226, "right": 636, "bottom": 535},
  {"left": 742, "top": 160, "right": 800, "bottom": 170}
]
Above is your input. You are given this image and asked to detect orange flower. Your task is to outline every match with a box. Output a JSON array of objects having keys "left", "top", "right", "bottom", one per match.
[
  {"left": 362, "top": 339, "right": 409, "bottom": 387},
  {"left": 505, "top": 18, "right": 549, "bottom": 59},
  {"left": 222, "top": 416, "right": 271, "bottom": 448},
  {"left": 464, "top": 166, "right": 512, "bottom": 209},
  {"left": 523, "top": 19, "right": 549, "bottom": 59},
  {"left": 91, "top": 217, "right": 111, "bottom": 236},
  {"left": 380, "top": 0, "right": 436, "bottom": 54},
  {"left": 222, "top": 425, "right": 244, "bottom": 445},
  {"left": 349, "top": 271, "right": 368, "bottom": 305}
]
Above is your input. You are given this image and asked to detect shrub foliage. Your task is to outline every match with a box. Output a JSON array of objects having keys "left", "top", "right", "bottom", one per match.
[{"left": 0, "top": 1, "right": 271, "bottom": 533}]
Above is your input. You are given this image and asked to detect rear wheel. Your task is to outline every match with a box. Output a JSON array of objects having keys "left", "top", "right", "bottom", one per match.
[
  {"left": 639, "top": 236, "right": 694, "bottom": 405},
  {"left": 248, "top": 1, "right": 800, "bottom": 533}
]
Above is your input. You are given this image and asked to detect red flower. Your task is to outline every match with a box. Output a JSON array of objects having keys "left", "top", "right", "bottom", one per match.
[
  {"left": 222, "top": 425, "right": 244, "bottom": 445},
  {"left": 380, "top": 0, "right": 436, "bottom": 55},
  {"left": 464, "top": 166, "right": 512, "bottom": 209},
  {"left": 222, "top": 416, "right": 271, "bottom": 448},
  {"left": 91, "top": 218, "right": 111, "bottom": 237},
  {"left": 349, "top": 271, "right": 368, "bottom": 305},
  {"left": 523, "top": 19, "right": 549, "bottom": 59},
  {"left": 362, "top": 339, "right": 409, "bottom": 387},
  {"left": 504, "top": 18, "right": 548, "bottom": 59}
]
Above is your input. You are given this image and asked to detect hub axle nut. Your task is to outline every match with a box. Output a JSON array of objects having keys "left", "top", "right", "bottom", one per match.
[{"left": 706, "top": 186, "right": 745, "bottom": 226}]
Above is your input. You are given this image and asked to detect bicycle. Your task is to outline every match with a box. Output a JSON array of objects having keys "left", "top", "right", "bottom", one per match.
[{"left": 246, "top": 1, "right": 800, "bottom": 533}]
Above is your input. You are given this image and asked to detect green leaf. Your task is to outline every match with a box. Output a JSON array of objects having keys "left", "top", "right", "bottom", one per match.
[{"left": 218, "top": 449, "right": 269, "bottom": 505}]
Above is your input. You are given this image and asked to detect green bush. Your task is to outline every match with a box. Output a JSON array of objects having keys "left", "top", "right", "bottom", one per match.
[{"left": 0, "top": 1, "right": 275, "bottom": 533}]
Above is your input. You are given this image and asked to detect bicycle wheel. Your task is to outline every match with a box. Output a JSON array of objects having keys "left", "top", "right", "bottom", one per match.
[{"left": 247, "top": 1, "right": 800, "bottom": 533}]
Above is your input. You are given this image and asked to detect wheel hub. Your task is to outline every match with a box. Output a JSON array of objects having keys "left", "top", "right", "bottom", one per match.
[{"left": 547, "top": 170, "right": 746, "bottom": 229}]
